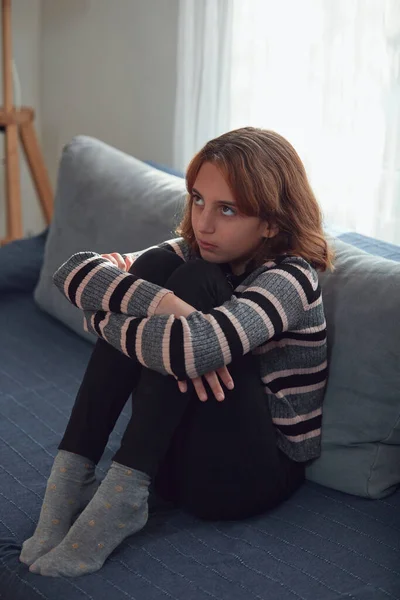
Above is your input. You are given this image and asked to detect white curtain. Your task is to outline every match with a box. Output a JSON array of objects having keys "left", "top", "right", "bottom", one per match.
[
  {"left": 173, "top": 0, "right": 233, "bottom": 173},
  {"left": 174, "top": 0, "right": 400, "bottom": 243},
  {"left": 230, "top": 0, "right": 400, "bottom": 242}
]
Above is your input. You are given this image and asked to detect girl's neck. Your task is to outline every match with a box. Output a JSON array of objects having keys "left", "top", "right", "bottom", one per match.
[{"left": 230, "top": 259, "right": 249, "bottom": 276}]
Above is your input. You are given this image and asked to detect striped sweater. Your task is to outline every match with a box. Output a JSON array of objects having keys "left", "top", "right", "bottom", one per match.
[{"left": 53, "top": 237, "right": 328, "bottom": 462}]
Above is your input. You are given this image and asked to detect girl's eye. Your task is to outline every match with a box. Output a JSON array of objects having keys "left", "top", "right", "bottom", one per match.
[
  {"left": 221, "top": 205, "right": 236, "bottom": 216},
  {"left": 192, "top": 194, "right": 204, "bottom": 206}
]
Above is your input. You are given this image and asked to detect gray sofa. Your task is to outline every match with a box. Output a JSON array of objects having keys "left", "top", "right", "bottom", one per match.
[{"left": 0, "top": 136, "right": 399, "bottom": 600}]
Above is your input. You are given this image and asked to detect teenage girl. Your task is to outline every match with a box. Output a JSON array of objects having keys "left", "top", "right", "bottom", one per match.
[{"left": 20, "top": 127, "right": 332, "bottom": 577}]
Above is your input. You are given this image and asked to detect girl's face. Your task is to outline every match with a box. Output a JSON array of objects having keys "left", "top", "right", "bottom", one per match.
[{"left": 191, "top": 161, "right": 276, "bottom": 274}]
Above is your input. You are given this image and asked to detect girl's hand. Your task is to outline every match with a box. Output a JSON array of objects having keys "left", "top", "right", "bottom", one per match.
[
  {"left": 101, "top": 253, "right": 134, "bottom": 271},
  {"left": 101, "top": 255, "right": 232, "bottom": 400},
  {"left": 176, "top": 366, "right": 234, "bottom": 402}
]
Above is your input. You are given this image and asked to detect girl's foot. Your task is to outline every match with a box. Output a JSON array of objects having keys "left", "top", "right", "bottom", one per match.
[
  {"left": 29, "top": 461, "right": 150, "bottom": 577},
  {"left": 19, "top": 450, "right": 99, "bottom": 566}
]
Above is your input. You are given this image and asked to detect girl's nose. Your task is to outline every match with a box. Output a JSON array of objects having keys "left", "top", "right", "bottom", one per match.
[{"left": 198, "top": 210, "right": 215, "bottom": 233}]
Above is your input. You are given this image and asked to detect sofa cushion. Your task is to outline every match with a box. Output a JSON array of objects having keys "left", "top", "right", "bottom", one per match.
[
  {"left": 0, "top": 229, "right": 48, "bottom": 293},
  {"left": 306, "top": 237, "right": 400, "bottom": 498},
  {"left": 34, "top": 135, "right": 187, "bottom": 342}
]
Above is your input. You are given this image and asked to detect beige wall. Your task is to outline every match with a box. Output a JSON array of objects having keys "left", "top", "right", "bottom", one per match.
[
  {"left": 0, "top": 0, "right": 179, "bottom": 238},
  {"left": 40, "top": 0, "right": 179, "bottom": 192},
  {"left": 0, "top": 0, "right": 43, "bottom": 239}
]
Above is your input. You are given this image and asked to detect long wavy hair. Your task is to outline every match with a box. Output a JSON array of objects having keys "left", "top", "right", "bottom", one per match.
[{"left": 176, "top": 127, "right": 334, "bottom": 271}]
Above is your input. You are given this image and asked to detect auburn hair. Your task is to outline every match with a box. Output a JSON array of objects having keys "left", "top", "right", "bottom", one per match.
[{"left": 176, "top": 127, "right": 334, "bottom": 271}]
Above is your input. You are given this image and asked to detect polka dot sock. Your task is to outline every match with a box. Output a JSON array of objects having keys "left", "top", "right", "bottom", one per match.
[
  {"left": 19, "top": 450, "right": 99, "bottom": 566},
  {"left": 28, "top": 461, "right": 150, "bottom": 577}
]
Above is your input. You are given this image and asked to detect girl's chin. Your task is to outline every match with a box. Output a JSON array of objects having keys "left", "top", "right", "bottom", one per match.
[{"left": 199, "top": 246, "right": 215, "bottom": 256}]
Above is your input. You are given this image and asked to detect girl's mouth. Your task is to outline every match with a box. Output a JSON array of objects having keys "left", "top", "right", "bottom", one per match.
[{"left": 198, "top": 239, "right": 217, "bottom": 250}]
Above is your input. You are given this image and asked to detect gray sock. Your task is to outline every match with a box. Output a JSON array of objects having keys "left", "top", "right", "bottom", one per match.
[
  {"left": 28, "top": 461, "right": 150, "bottom": 577},
  {"left": 19, "top": 450, "right": 99, "bottom": 566}
]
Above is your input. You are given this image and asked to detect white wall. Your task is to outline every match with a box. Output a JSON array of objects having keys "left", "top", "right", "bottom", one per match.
[
  {"left": 40, "top": 0, "right": 179, "bottom": 192},
  {"left": 0, "top": 0, "right": 44, "bottom": 239}
]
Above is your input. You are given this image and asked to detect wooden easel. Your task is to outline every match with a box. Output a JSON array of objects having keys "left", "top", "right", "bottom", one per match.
[{"left": 0, "top": 0, "right": 53, "bottom": 246}]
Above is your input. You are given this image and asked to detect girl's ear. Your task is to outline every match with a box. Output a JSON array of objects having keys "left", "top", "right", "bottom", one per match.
[{"left": 262, "top": 222, "right": 279, "bottom": 239}]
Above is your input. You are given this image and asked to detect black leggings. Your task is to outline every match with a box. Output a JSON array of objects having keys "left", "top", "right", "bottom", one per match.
[{"left": 58, "top": 248, "right": 305, "bottom": 521}]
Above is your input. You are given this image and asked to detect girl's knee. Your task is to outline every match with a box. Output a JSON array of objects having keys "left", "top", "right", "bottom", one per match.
[
  {"left": 129, "top": 248, "right": 183, "bottom": 286},
  {"left": 165, "top": 260, "right": 231, "bottom": 310}
]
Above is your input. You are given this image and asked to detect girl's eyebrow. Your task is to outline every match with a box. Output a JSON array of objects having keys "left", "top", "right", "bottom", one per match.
[{"left": 192, "top": 187, "right": 237, "bottom": 207}]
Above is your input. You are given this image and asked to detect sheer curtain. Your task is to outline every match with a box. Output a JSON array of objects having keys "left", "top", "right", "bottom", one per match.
[
  {"left": 173, "top": 0, "right": 233, "bottom": 173},
  {"left": 174, "top": 0, "right": 400, "bottom": 243},
  {"left": 230, "top": 0, "right": 400, "bottom": 242}
]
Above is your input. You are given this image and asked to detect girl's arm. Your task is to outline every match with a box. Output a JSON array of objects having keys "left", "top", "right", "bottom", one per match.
[
  {"left": 52, "top": 238, "right": 188, "bottom": 318},
  {"left": 82, "top": 259, "right": 324, "bottom": 380}
]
